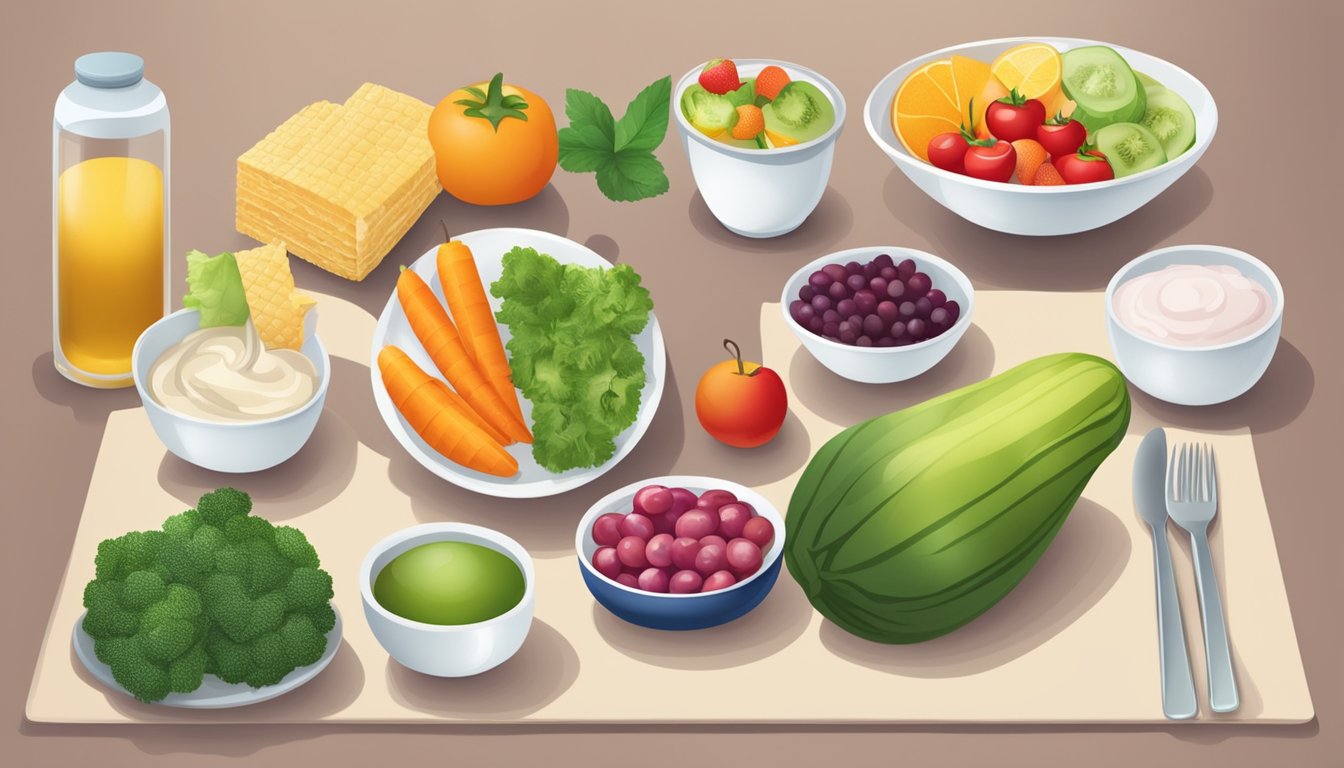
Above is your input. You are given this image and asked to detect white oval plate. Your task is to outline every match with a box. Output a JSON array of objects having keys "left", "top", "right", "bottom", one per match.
[
  {"left": 73, "top": 607, "right": 342, "bottom": 709},
  {"left": 370, "top": 228, "right": 666, "bottom": 498}
]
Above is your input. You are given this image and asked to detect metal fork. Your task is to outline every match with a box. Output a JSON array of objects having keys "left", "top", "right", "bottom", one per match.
[{"left": 1166, "top": 442, "right": 1240, "bottom": 713}]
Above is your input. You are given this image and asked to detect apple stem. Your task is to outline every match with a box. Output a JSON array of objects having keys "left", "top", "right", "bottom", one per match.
[{"left": 723, "top": 338, "right": 759, "bottom": 377}]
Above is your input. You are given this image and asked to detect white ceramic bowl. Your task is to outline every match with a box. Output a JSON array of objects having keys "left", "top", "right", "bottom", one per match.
[
  {"left": 865, "top": 37, "right": 1217, "bottom": 236},
  {"left": 781, "top": 247, "right": 975, "bottom": 383},
  {"left": 131, "top": 309, "right": 329, "bottom": 473},
  {"left": 675, "top": 58, "right": 847, "bottom": 238},
  {"left": 1105, "top": 245, "right": 1283, "bottom": 406},
  {"left": 361, "top": 523, "right": 536, "bottom": 677}
]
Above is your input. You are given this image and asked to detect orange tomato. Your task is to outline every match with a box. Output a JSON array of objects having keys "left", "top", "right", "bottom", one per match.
[{"left": 428, "top": 73, "right": 558, "bottom": 206}]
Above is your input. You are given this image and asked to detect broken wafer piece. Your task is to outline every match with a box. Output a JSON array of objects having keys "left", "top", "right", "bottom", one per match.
[{"left": 234, "top": 241, "right": 314, "bottom": 351}]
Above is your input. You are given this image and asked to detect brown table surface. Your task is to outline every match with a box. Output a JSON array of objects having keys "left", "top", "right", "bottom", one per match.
[{"left": 3, "top": 0, "right": 1339, "bottom": 765}]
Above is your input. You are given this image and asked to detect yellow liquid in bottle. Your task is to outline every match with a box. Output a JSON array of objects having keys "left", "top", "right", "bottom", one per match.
[{"left": 57, "top": 156, "right": 165, "bottom": 379}]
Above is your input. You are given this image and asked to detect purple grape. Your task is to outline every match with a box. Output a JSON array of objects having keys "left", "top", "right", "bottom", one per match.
[
  {"left": 822, "top": 263, "right": 847, "bottom": 281},
  {"left": 926, "top": 288, "right": 946, "bottom": 308},
  {"left": 811, "top": 294, "right": 831, "bottom": 313},
  {"left": 930, "top": 307, "right": 949, "bottom": 326},
  {"left": 873, "top": 253, "right": 894, "bottom": 269},
  {"left": 877, "top": 300, "right": 898, "bottom": 322},
  {"left": 899, "top": 301, "right": 917, "bottom": 318},
  {"left": 846, "top": 274, "right": 867, "bottom": 293},
  {"left": 807, "top": 316, "right": 824, "bottom": 334},
  {"left": 823, "top": 308, "right": 840, "bottom": 323},
  {"left": 856, "top": 335, "right": 873, "bottom": 347},
  {"left": 799, "top": 284, "right": 816, "bottom": 302},
  {"left": 822, "top": 321, "right": 840, "bottom": 337},
  {"left": 862, "top": 314, "right": 884, "bottom": 337},
  {"left": 869, "top": 276, "right": 888, "bottom": 296},
  {"left": 861, "top": 261, "right": 880, "bottom": 280},
  {"left": 880, "top": 265, "right": 898, "bottom": 281},
  {"left": 789, "top": 300, "right": 805, "bottom": 321},
  {"left": 844, "top": 261, "right": 863, "bottom": 275},
  {"left": 894, "top": 335, "right": 914, "bottom": 346},
  {"left": 828, "top": 281, "right": 848, "bottom": 300},
  {"left": 887, "top": 280, "right": 905, "bottom": 300},
  {"left": 798, "top": 303, "right": 816, "bottom": 323},
  {"left": 838, "top": 322, "right": 858, "bottom": 344},
  {"left": 915, "top": 297, "right": 932, "bottom": 319},
  {"left": 907, "top": 272, "right": 932, "bottom": 298},
  {"left": 854, "top": 290, "right": 877, "bottom": 315},
  {"left": 897, "top": 258, "right": 917, "bottom": 278},
  {"left": 908, "top": 318, "right": 928, "bottom": 339},
  {"left": 890, "top": 320, "right": 906, "bottom": 338},
  {"left": 943, "top": 300, "right": 961, "bottom": 324},
  {"left": 847, "top": 314, "right": 863, "bottom": 329},
  {"left": 809, "top": 270, "right": 832, "bottom": 289},
  {"left": 876, "top": 336, "right": 897, "bottom": 347},
  {"left": 836, "top": 298, "right": 856, "bottom": 317}
]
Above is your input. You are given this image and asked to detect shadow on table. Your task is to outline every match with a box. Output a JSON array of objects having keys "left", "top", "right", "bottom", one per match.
[
  {"left": 589, "top": 575, "right": 813, "bottom": 671},
  {"left": 30, "top": 351, "right": 140, "bottom": 426},
  {"left": 385, "top": 368, "right": 686, "bottom": 558},
  {"left": 819, "top": 499, "right": 1129, "bottom": 677},
  {"left": 287, "top": 184, "right": 570, "bottom": 318},
  {"left": 688, "top": 185, "right": 853, "bottom": 256},
  {"left": 1126, "top": 339, "right": 1315, "bottom": 435},
  {"left": 385, "top": 619, "right": 578, "bottom": 719},
  {"left": 679, "top": 409, "right": 811, "bottom": 487},
  {"left": 786, "top": 322, "right": 995, "bottom": 427},
  {"left": 882, "top": 166, "right": 1214, "bottom": 292}
]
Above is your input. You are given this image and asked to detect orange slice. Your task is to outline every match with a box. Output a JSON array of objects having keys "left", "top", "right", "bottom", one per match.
[
  {"left": 950, "top": 54, "right": 995, "bottom": 137},
  {"left": 990, "top": 42, "right": 1063, "bottom": 104},
  {"left": 891, "top": 59, "right": 960, "bottom": 162}
]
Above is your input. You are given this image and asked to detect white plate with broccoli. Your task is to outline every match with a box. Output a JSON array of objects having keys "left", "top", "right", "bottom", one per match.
[
  {"left": 73, "top": 607, "right": 342, "bottom": 709},
  {"left": 371, "top": 227, "right": 666, "bottom": 499}
]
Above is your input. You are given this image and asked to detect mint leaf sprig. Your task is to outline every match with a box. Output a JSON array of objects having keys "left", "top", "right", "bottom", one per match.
[{"left": 558, "top": 76, "right": 671, "bottom": 202}]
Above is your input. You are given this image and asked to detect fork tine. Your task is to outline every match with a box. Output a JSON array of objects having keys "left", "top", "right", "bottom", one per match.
[
  {"left": 1196, "top": 443, "right": 1205, "bottom": 501},
  {"left": 1207, "top": 444, "right": 1218, "bottom": 505},
  {"left": 1181, "top": 443, "right": 1191, "bottom": 502}
]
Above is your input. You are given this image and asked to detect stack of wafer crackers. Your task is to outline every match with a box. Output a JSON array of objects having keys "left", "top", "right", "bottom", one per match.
[
  {"left": 235, "top": 241, "right": 314, "bottom": 350},
  {"left": 236, "top": 83, "right": 439, "bottom": 281}
]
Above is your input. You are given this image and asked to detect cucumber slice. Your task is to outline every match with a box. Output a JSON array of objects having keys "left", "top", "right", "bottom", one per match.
[
  {"left": 1141, "top": 88, "right": 1196, "bottom": 159},
  {"left": 1135, "top": 71, "right": 1166, "bottom": 93},
  {"left": 1062, "top": 46, "right": 1146, "bottom": 133},
  {"left": 1095, "top": 122, "right": 1168, "bottom": 177}
]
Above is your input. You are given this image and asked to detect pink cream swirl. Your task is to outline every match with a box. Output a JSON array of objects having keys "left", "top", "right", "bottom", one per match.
[{"left": 1113, "top": 264, "right": 1273, "bottom": 347}]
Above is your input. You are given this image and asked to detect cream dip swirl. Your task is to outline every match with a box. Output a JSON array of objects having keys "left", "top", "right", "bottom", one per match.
[
  {"left": 1112, "top": 263, "right": 1273, "bottom": 347},
  {"left": 148, "top": 321, "right": 318, "bottom": 422}
]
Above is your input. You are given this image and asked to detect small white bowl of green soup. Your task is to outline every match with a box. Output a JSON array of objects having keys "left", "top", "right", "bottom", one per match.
[{"left": 360, "top": 523, "right": 535, "bottom": 677}]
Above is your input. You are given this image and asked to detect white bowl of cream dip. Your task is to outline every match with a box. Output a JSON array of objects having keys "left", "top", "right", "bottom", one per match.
[
  {"left": 132, "top": 308, "right": 329, "bottom": 472},
  {"left": 1106, "top": 245, "right": 1283, "bottom": 406}
]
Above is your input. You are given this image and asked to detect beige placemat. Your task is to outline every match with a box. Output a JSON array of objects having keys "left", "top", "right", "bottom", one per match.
[{"left": 26, "top": 292, "right": 1312, "bottom": 724}]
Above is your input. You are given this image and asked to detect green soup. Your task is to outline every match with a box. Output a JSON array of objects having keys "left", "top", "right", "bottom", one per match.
[{"left": 373, "top": 541, "right": 525, "bottom": 625}]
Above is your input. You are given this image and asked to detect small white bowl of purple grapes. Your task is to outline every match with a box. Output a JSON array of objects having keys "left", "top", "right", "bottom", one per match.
[{"left": 781, "top": 246, "right": 974, "bottom": 383}]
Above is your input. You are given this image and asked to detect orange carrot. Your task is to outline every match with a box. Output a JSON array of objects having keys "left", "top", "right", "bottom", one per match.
[
  {"left": 378, "top": 346, "right": 518, "bottom": 477},
  {"left": 396, "top": 268, "right": 532, "bottom": 444},
  {"left": 437, "top": 238, "right": 527, "bottom": 428}
]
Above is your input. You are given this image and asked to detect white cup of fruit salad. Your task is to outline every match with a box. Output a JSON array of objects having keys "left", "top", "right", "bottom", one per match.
[{"left": 675, "top": 58, "right": 846, "bottom": 239}]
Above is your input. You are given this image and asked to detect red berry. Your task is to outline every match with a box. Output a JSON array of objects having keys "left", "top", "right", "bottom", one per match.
[{"left": 699, "top": 58, "right": 741, "bottom": 95}]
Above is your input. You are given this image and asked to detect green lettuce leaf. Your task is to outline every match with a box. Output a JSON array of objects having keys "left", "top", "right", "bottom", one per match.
[
  {"left": 183, "top": 250, "right": 248, "bottom": 327},
  {"left": 491, "top": 247, "right": 652, "bottom": 473}
]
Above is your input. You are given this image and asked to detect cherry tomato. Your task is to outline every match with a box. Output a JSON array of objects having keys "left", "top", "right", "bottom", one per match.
[
  {"left": 1055, "top": 149, "right": 1115, "bottom": 184},
  {"left": 985, "top": 89, "right": 1047, "bottom": 143},
  {"left": 1036, "top": 114, "right": 1087, "bottom": 159},
  {"left": 963, "top": 139, "right": 1016, "bottom": 183},
  {"left": 927, "top": 131, "right": 968, "bottom": 174}
]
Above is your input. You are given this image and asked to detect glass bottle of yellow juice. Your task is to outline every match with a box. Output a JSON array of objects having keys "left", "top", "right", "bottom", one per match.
[{"left": 53, "top": 52, "right": 170, "bottom": 388}]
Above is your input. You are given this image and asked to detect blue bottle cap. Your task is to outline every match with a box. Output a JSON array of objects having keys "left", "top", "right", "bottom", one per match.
[{"left": 74, "top": 52, "right": 145, "bottom": 89}]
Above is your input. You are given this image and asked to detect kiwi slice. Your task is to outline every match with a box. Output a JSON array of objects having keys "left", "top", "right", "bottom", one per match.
[
  {"left": 681, "top": 84, "right": 736, "bottom": 137},
  {"left": 762, "top": 81, "right": 835, "bottom": 146},
  {"left": 1141, "top": 88, "right": 1196, "bottom": 159},
  {"left": 1061, "top": 46, "right": 1146, "bottom": 133},
  {"left": 1095, "top": 122, "right": 1168, "bottom": 177}
]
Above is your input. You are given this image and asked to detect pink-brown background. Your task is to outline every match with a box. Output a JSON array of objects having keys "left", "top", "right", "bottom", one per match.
[{"left": 2, "top": 0, "right": 1339, "bottom": 765}]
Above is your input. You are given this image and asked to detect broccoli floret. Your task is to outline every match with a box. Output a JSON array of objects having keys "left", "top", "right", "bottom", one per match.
[
  {"left": 196, "top": 486, "right": 252, "bottom": 527},
  {"left": 81, "top": 488, "right": 334, "bottom": 701}
]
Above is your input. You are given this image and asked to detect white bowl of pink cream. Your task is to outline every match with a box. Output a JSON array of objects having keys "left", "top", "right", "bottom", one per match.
[{"left": 1106, "top": 245, "right": 1283, "bottom": 406}]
